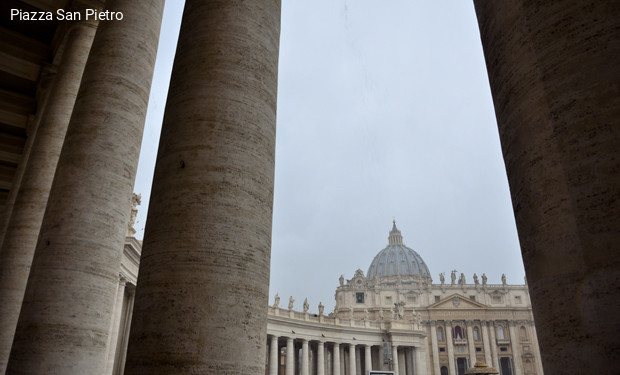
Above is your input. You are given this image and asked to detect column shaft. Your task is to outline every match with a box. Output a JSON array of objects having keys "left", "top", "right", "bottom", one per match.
[
  {"left": 392, "top": 346, "right": 399, "bottom": 375},
  {"left": 6, "top": 1, "right": 163, "bottom": 373},
  {"left": 474, "top": 2, "right": 620, "bottom": 372},
  {"left": 124, "top": 1, "right": 281, "bottom": 373},
  {"left": 348, "top": 344, "right": 356, "bottom": 375},
  {"left": 269, "top": 336, "right": 279, "bottom": 375},
  {"left": 104, "top": 276, "right": 127, "bottom": 374},
  {"left": 466, "top": 322, "right": 477, "bottom": 366},
  {"left": 430, "top": 323, "right": 441, "bottom": 373},
  {"left": 481, "top": 321, "right": 492, "bottom": 366},
  {"left": 302, "top": 339, "right": 309, "bottom": 375},
  {"left": 445, "top": 322, "right": 456, "bottom": 375},
  {"left": 317, "top": 341, "right": 325, "bottom": 375},
  {"left": 364, "top": 345, "right": 372, "bottom": 372},
  {"left": 286, "top": 338, "right": 295, "bottom": 375},
  {"left": 488, "top": 322, "right": 499, "bottom": 368},
  {"left": 509, "top": 323, "right": 523, "bottom": 374},
  {"left": 333, "top": 343, "right": 341, "bottom": 375},
  {"left": 0, "top": 18, "right": 97, "bottom": 373}
]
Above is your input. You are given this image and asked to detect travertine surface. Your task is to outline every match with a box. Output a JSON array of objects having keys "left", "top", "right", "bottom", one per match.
[
  {"left": 6, "top": 0, "right": 164, "bottom": 373},
  {"left": 124, "top": 1, "right": 281, "bottom": 374},
  {"left": 0, "top": 20, "right": 96, "bottom": 373},
  {"left": 474, "top": 1, "right": 620, "bottom": 373}
]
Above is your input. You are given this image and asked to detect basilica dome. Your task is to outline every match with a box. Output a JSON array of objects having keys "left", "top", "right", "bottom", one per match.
[{"left": 367, "top": 221, "right": 431, "bottom": 281}]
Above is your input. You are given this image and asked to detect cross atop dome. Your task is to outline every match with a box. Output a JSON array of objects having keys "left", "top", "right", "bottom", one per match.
[{"left": 389, "top": 220, "right": 403, "bottom": 245}]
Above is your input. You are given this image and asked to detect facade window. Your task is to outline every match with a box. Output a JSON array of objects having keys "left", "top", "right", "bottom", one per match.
[
  {"left": 441, "top": 366, "right": 449, "bottom": 375},
  {"left": 492, "top": 295, "right": 502, "bottom": 304},
  {"left": 407, "top": 295, "right": 417, "bottom": 304},
  {"left": 476, "top": 347, "right": 482, "bottom": 352},
  {"left": 514, "top": 296, "right": 522, "bottom": 304},
  {"left": 469, "top": 295, "right": 476, "bottom": 301},
  {"left": 456, "top": 358, "right": 468, "bottom": 375},
  {"left": 500, "top": 347, "right": 508, "bottom": 352},
  {"left": 454, "top": 325, "right": 464, "bottom": 339},
  {"left": 439, "top": 347, "right": 446, "bottom": 352},
  {"left": 497, "top": 325, "right": 505, "bottom": 340},
  {"left": 437, "top": 327, "right": 444, "bottom": 341},
  {"left": 385, "top": 296, "right": 392, "bottom": 305},
  {"left": 356, "top": 292, "right": 364, "bottom": 304},
  {"left": 435, "top": 296, "right": 441, "bottom": 303},
  {"left": 473, "top": 327, "right": 480, "bottom": 341}
]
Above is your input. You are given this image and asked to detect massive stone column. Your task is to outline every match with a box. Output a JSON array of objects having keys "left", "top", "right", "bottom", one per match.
[
  {"left": 269, "top": 336, "right": 279, "bottom": 375},
  {"left": 466, "top": 321, "right": 477, "bottom": 367},
  {"left": 302, "top": 339, "right": 310, "bottom": 375},
  {"left": 5, "top": 0, "right": 164, "bottom": 373},
  {"left": 392, "top": 345, "right": 399, "bottom": 375},
  {"left": 481, "top": 321, "right": 492, "bottom": 366},
  {"left": 123, "top": 1, "right": 281, "bottom": 373},
  {"left": 430, "top": 322, "right": 441, "bottom": 373},
  {"left": 104, "top": 275, "right": 127, "bottom": 375},
  {"left": 488, "top": 322, "right": 499, "bottom": 368},
  {"left": 286, "top": 338, "right": 295, "bottom": 375},
  {"left": 365, "top": 345, "right": 372, "bottom": 372},
  {"left": 348, "top": 344, "right": 356, "bottom": 375},
  {"left": 317, "top": 341, "right": 325, "bottom": 375},
  {"left": 445, "top": 321, "right": 456, "bottom": 375},
  {"left": 508, "top": 323, "right": 523, "bottom": 375},
  {"left": 333, "top": 343, "right": 341, "bottom": 375},
  {"left": 473, "top": 2, "right": 620, "bottom": 373},
  {"left": 0, "top": 15, "right": 97, "bottom": 372}
]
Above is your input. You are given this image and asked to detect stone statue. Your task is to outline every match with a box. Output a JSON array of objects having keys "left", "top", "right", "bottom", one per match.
[
  {"left": 127, "top": 193, "right": 141, "bottom": 236},
  {"left": 339, "top": 275, "right": 344, "bottom": 287},
  {"left": 273, "top": 293, "right": 280, "bottom": 308},
  {"left": 459, "top": 273, "right": 466, "bottom": 285},
  {"left": 303, "top": 298, "right": 309, "bottom": 312},
  {"left": 364, "top": 308, "right": 369, "bottom": 320},
  {"left": 397, "top": 301, "right": 405, "bottom": 320},
  {"left": 473, "top": 273, "right": 479, "bottom": 286},
  {"left": 482, "top": 273, "right": 487, "bottom": 286},
  {"left": 379, "top": 308, "right": 384, "bottom": 320},
  {"left": 349, "top": 309, "right": 354, "bottom": 320},
  {"left": 451, "top": 270, "right": 456, "bottom": 285},
  {"left": 414, "top": 312, "right": 422, "bottom": 325},
  {"left": 502, "top": 273, "right": 507, "bottom": 286},
  {"left": 318, "top": 302, "right": 324, "bottom": 316},
  {"left": 288, "top": 296, "right": 294, "bottom": 310},
  {"left": 440, "top": 272, "right": 445, "bottom": 285}
]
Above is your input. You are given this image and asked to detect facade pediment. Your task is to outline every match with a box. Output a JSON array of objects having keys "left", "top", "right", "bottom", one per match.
[{"left": 428, "top": 293, "right": 488, "bottom": 309}]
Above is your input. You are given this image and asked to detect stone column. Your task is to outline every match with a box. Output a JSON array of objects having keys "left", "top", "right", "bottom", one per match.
[
  {"left": 114, "top": 285, "right": 135, "bottom": 374},
  {"left": 445, "top": 321, "right": 456, "bottom": 375},
  {"left": 392, "top": 345, "right": 399, "bottom": 375},
  {"left": 364, "top": 345, "right": 372, "bottom": 372},
  {"left": 430, "top": 321, "right": 441, "bottom": 373},
  {"left": 317, "top": 341, "right": 325, "bottom": 375},
  {"left": 333, "top": 343, "right": 341, "bottom": 375},
  {"left": 529, "top": 322, "right": 544, "bottom": 375},
  {"left": 123, "top": 1, "right": 281, "bottom": 373},
  {"left": 104, "top": 275, "right": 127, "bottom": 375},
  {"left": 0, "top": 15, "right": 98, "bottom": 373},
  {"left": 416, "top": 345, "right": 428, "bottom": 375},
  {"left": 5, "top": 1, "right": 163, "bottom": 374},
  {"left": 466, "top": 321, "right": 477, "bottom": 367},
  {"left": 269, "top": 335, "right": 279, "bottom": 375},
  {"left": 481, "top": 321, "right": 492, "bottom": 366},
  {"left": 508, "top": 322, "right": 523, "bottom": 375},
  {"left": 286, "top": 338, "right": 295, "bottom": 375},
  {"left": 488, "top": 321, "right": 499, "bottom": 368},
  {"left": 302, "top": 339, "right": 309, "bottom": 375},
  {"left": 474, "top": 2, "right": 620, "bottom": 373},
  {"left": 348, "top": 344, "right": 356, "bottom": 375}
]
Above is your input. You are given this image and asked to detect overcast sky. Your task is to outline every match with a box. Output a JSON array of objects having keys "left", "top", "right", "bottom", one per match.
[{"left": 133, "top": 0, "right": 526, "bottom": 314}]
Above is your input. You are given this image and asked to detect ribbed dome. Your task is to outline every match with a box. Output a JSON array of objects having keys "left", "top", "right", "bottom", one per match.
[{"left": 367, "top": 222, "right": 431, "bottom": 280}]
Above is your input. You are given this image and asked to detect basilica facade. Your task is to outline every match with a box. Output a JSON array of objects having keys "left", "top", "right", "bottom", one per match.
[{"left": 106, "top": 221, "right": 543, "bottom": 375}]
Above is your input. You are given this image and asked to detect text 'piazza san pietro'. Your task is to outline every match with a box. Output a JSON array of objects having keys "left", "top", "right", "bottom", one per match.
[{"left": 10, "top": 8, "right": 123, "bottom": 21}]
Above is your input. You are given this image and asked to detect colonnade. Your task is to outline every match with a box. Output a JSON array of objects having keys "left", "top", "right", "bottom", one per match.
[{"left": 266, "top": 336, "right": 425, "bottom": 375}]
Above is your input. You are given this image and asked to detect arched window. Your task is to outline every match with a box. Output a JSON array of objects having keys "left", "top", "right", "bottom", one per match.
[
  {"left": 441, "top": 366, "right": 449, "bottom": 375},
  {"left": 437, "top": 327, "right": 444, "bottom": 341},
  {"left": 520, "top": 325, "right": 528, "bottom": 341},
  {"left": 497, "top": 325, "right": 505, "bottom": 340},
  {"left": 473, "top": 327, "right": 480, "bottom": 341},
  {"left": 454, "top": 325, "right": 463, "bottom": 339}
]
